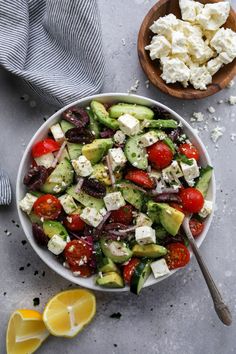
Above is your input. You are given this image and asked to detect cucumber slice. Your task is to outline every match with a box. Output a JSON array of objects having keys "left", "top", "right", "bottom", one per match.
[
  {"left": 124, "top": 135, "right": 148, "bottom": 170},
  {"left": 100, "top": 239, "right": 133, "bottom": 263},
  {"left": 60, "top": 120, "right": 75, "bottom": 133},
  {"left": 94, "top": 242, "right": 118, "bottom": 272},
  {"left": 87, "top": 108, "right": 101, "bottom": 138},
  {"left": 96, "top": 272, "right": 124, "bottom": 288},
  {"left": 109, "top": 103, "right": 154, "bottom": 120},
  {"left": 130, "top": 259, "right": 151, "bottom": 295},
  {"left": 145, "top": 119, "right": 178, "bottom": 129},
  {"left": 67, "top": 185, "right": 104, "bottom": 211},
  {"left": 91, "top": 101, "right": 119, "bottom": 130},
  {"left": 41, "top": 158, "right": 74, "bottom": 194},
  {"left": 195, "top": 165, "right": 213, "bottom": 198}
]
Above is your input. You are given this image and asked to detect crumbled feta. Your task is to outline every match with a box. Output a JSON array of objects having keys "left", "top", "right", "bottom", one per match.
[
  {"left": 207, "top": 57, "right": 223, "bottom": 76},
  {"left": 228, "top": 96, "right": 236, "bottom": 105},
  {"left": 210, "top": 126, "right": 225, "bottom": 143},
  {"left": 108, "top": 148, "right": 127, "bottom": 171},
  {"left": 59, "top": 194, "right": 77, "bottom": 214},
  {"left": 50, "top": 123, "right": 65, "bottom": 143},
  {"left": 151, "top": 259, "right": 170, "bottom": 279},
  {"left": 47, "top": 235, "right": 67, "bottom": 255},
  {"left": 150, "top": 14, "right": 179, "bottom": 37},
  {"left": 210, "top": 28, "right": 236, "bottom": 57},
  {"left": 118, "top": 114, "right": 140, "bottom": 136},
  {"left": 135, "top": 226, "right": 156, "bottom": 245},
  {"left": 196, "top": 2, "right": 230, "bottom": 31},
  {"left": 145, "top": 35, "right": 171, "bottom": 59},
  {"left": 199, "top": 200, "right": 213, "bottom": 218},
  {"left": 208, "top": 106, "right": 215, "bottom": 114},
  {"left": 140, "top": 131, "right": 159, "bottom": 147},
  {"left": 192, "top": 112, "right": 204, "bottom": 122},
  {"left": 128, "top": 79, "right": 140, "bottom": 93},
  {"left": 189, "top": 65, "right": 212, "bottom": 90},
  {"left": 113, "top": 130, "right": 126, "bottom": 145},
  {"left": 162, "top": 160, "right": 183, "bottom": 184},
  {"left": 171, "top": 31, "right": 187, "bottom": 54},
  {"left": 80, "top": 207, "right": 103, "bottom": 227},
  {"left": 99, "top": 207, "right": 107, "bottom": 217},
  {"left": 19, "top": 193, "right": 38, "bottom": 215},
  {"left": 103, "top": 192, "right": 126, "bottom": 211},
  {"left": 227, "top": 80, "right": 235, "bottom": 88},
  {"left": 179, "top": 0, "right": 203, "bottom": 23},
  {"left": 135, "top": 213, "right": 153, "bottom": 227},
  {"left": 34, "top": 152, "right": 54, "bottom": 169},
  {"left": 161, "top": 58, "right": 190, "bottom": 85},
  {"left": 180, "top": 158, "right": 200, "bottom": 185},
  {"left": 72, "top": 155, "right": 93, "bottom": 177}
]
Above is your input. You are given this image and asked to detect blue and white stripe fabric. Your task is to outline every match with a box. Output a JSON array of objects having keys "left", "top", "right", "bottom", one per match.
[
  {"left": 0, "top": 168, "right": 11, "bottom": 205},
  {"left": 0, "top": 0, "right": 105, "bottom": 106}
]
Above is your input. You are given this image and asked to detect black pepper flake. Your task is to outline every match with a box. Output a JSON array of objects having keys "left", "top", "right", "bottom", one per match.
[
  {"left": 22, "top": 281, "right": 25, "bottom": 284},
  {"left": 150, "top": 308, "right": 153, "bottom": 312},
  {"left": 21, "top": 240, "right": 27, "bottom": 245},
  {"left": 27, "top": 263, "right": 31, "bottom": 267},
  {"left": 170, "top": 304, "right": 173, "bottom": 308},
  {"left": 34, "top": 271, "right": 39, "bottom": 276},
  {"left": 19, "top": 267, "right": 24, "bottom": 271},
  {"left": 42, "top": 271, "right": 45, "bottom": 277},
  {"left": 33, "top": 297, "right": 40, "bottom": 306},
  {"left": 16, "top": 224, "right": 20, "bottom": 228},
  {"left": 113, "top": 344, "right": 118, "bottom": 348},
  {"left": 110, "top": 312, "right": 122, "bottom": 319},
  {"left": 3, "top": 292, "right": 7, "bottom": 296},
  {"left": 11, "top": 220, "right": 15, "bottom": 224}
]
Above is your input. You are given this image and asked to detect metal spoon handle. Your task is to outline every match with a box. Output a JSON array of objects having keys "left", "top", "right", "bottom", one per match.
[{"left": 184, "top": 220, "right": 232, "bottom": 326}]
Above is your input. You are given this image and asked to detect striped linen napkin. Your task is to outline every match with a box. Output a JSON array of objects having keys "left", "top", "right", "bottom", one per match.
[
  {"left": 0, "top": 168, "right": 11, "bottom": 206},
  {"left": 0, "top": 0, "right": 105, "bottom": 106}
]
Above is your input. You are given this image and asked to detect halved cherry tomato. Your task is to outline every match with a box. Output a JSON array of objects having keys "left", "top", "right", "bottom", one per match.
[
  {"left": 165, "top": 243, "right": 190, "bottom": 270},
  {"left": 64, "top": 214, "right": 85, "bottom": 232},
  {"left": 32, "top": 138, "right": 60, "bottom": 158},
  {"left": 33, "top": 194, "right": 62, "bottom": 220},
  {"left": 147, "top": 141, "right": 173, "bottom": 169},
  {"left": 125, "top": 170, "right": 154, "bottom": 189},
  {"left": 123, "top": 258, "right": 140, "bottom": 284},
  {"left": 109, "top": 205, "right": 134, "bottom": 225},
  {"left": 180, "top": 188, "right": 204, "bottom": 213},
  {"left": 169, "top": 202, "right": 185, "bottom": 214},
  {"left": 64, "top": 239, "right": 93, "bottom": 270},
  {"left": 189, "top": 218, "right": 204, "bottom": 238},
  {"left": 179, "top": 143, "right": 200, "bottom": 161},
  {"left": 68, "top": 263, "right": 94, "bottom": 277}
]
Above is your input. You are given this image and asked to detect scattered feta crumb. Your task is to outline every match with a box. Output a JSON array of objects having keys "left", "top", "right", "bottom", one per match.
[
  {"left": 207, "top": 106, "right": 215, "bottom": 113},
  {"left": 226, "top": 80, "right": 234, "bottom": 88},
  {"left": 228, "top": 96, "right": 236, "bottom": 105},
  {"left": 145, "top": 80, "right": 150, "bottom": 89},
  {"left": 128, "top": 79, "right": 140, "bottom": 93},
  {"left": 29, "top": 100, "right": 37, "bottom": 108},
  {"left": 192, "top": 112, "right": 204, "bottom": 122},
  {"left": 217, "top": 99, "right": 224, "bottom": 104},
  {"left": 230, "top": 133, "right": 236, "bottom": 141},
  {"left": 121, "top": 38, "right": 126, "bottom": 46},
  {"left": 210, "top": 126, "right": 225, "bottom": 143}
]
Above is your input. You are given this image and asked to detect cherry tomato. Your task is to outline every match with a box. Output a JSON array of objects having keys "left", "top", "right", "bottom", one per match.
[
  {"left": 169, "top": 202, "right": 185, "bottom": 214},
  {"left": 180, "top": 188, "right": 204, "bottom": 213},
  {"left": 189, "top": 218, "right": 204, "bottom": 238},
  {"left": 110, "top": 205, "right": 134, "bottom": 225},
  {"left": 64, "top": 214, "right": 85, "bottom": 232},
  {"left": 165, "top": 243, "right": 190, "bottom": 270},
  {"left": 147, "top": 141, "right": 173, "bottom": 169},
  {"left": 123, "top": 258, "right": 140, "bottom": 284},
  {"left": 32, "top": 138, "right": 60, "bottom": 158},
  {"left": 68, "top": 263, "right": 94, "bottom": 277},
  {"left": 33, "top": 194, "right": 62, "bottom": 220},
  {"left": 125, "top": 170, "right": 154, "bottom": 189},
  {"left": 64, "top": 239, "right": 93, "bottom": 270},
  {"left": 179, "top": 143, "right": 200, "bottom": 161}
]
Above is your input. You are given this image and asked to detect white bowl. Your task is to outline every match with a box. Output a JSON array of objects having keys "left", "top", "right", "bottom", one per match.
[{"left": 16, "top": 93, "right": 216, "bottom": 292}]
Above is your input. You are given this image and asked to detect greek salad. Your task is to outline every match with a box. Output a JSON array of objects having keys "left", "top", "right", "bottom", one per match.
[{"left": 20, "top": 100, "right": 213, "bottom": 294}]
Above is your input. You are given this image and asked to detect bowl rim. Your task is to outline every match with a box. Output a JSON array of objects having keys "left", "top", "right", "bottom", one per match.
[
  {"left": 137, "top": 0, "right": 236, "bottom": 99},
  {"left": 16, "top": 92, "right": 216, "bottom": 292}
]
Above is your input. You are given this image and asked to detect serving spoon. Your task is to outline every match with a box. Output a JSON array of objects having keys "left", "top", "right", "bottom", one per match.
[{"left": 182, "top": 216, "right": 232, "bottom": 326}]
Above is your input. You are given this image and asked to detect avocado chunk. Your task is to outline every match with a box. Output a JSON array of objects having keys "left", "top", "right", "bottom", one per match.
[
  {"left": 60, "top": 120, "right": 75, "bottom": 133},
  {"left": 147, "top": 201, "right": 161, "bottom": 224},
  {"left": 41, "top": 158, "right": 74, "bottom": 194},
  {"left": 109, "top": 103, "right": 154, "bottom": 120},
  {"left": 132, "top": 244, "right": 167, "bottom": 258},
  {"left": 96, "top": 272, "right": 124, "bottom": 288},
  {"left": 67, "top": 185, "right": 104, "bottom": 211},
  {"left": 28, "top": 212, "right": 42, "bottom": 225},
  {"left": 119, "top": 181, "right": 143, "bottom": 210},
  {"left": 100, "top": 239, "right": 133, "bottom": 263},
  {"left": 43, "top": 220, "right": 68, "bottom": 240},
  {"left": 124, "top": 135, "right": 148, "bottom": 170},
  {"left": 195, "top": 165, "right": 213, "bottom": 198},
  {"left": 82, "top": 138, "right": 113, "bottom": 165},
  {"left": 147, "top": 202, "right": 184, "bottom": 236},
  {"left": 91, "top": 101, "right": 119, "bottom": 130},
  {"left": 99, "top": 258, "right": 119, "bottom": 273},
  {"left": 87, "top": 108, "right": 101, "bottom": 138},
  {"left": 67, "top": 142, "right": 82, "bottom": 160},
  {"left": 91, "top": 163, "right": 111, "bottom": 186},
  {"left": 145, "top": 119, "right": 178, "bottom": 129}
]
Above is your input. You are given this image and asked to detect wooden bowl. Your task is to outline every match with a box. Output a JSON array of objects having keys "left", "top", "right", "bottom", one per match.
[{"left": 138, "top": 0, "right": 236, "bottom": 99}]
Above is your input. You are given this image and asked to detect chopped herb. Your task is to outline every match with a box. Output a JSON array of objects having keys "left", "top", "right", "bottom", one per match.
[
  {"left": 33, "top": 297, "right": 40, "bottom": 306},
  {"left": 176, "top": 153, "right": 193, "bottom": 166},
  {"left": 110, "top": 312, "right": 122, "bottom": 319}
]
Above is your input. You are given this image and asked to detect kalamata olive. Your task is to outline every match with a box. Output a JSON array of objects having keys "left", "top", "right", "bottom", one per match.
[
  {"left": 153, "top": 193, "right": 182, "bottom": 203},
  {"left": 100, "top": 128, "right": 115, "bottom": 138},
  {"left": 65, "top": 127, "right": 95, "bottom": 144},
  {"left": 81, "top": 178, "right": 106, "bottom": 198},
  {"left": 62, "top": 107, "right": 89, "bottom": 128},
  {"left": 152, "top": 106, "right": 172, "bottom": 120},
  {"left": 168, "top": 127, "right": 183, "bottom": 142},
  {"left": 32, "top": 223, "right": 48, "bottom": 246},
  {"left": 23, "top": 166, "right": 49, "bottom": 191}
]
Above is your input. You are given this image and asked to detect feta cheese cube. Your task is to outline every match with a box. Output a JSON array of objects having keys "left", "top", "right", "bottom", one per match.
[
  {"left": 162, "top": 160, "right": 183, "bottom": 184},
  {"left": 196, "top": 2, "right": 230, "bottom": 31},
  {"left": 34, "top": 152, "right": 54, "bottom": 169},
  {"left": 207, "top": 57, "right": 223, "bottom": 76},
  {"left": 47, "top": 234, "right": 67, "bottom": 255},
  {"left": 118, "top": 114, "right": 140, "bottom": 136},
  {"left": 59, "top": 194, "right": 77, "bottom": 214},
  {"left": 103, "top": 192, "right": 125, "bottom": 211},
  {"left": 151, "top": 259, "right": 170, "bottom": 279},
  {"left": 189, "top": 65, "right": 212, "bottom": 90},
  {"left": 108, "top": 148, "right": 127, "bottom": 171},
  {"left": 135, "top": 213, "right": 153, "bottom": 227},
  {"left": 113, "top": 130, "right": 126, "bottom": 145},
  {"left": 180, "top": 158, "right": 200, "bottom": 185},
  {"left": 199, "top": 200, "right": 213, "bottom": 218},
  {"left": 19, "top": 193, "right": 38, "bottom": 215},
  {"left": 145, "top": 35, "right": 171, "bottom": 60},
  {"left": 135, "top": 226, "right": 156, "bottom": 245},
  {"left": 80, "top": 207, "right": 103, "bottom": 227},
  {"left": 210, "top": 28, "right": 236, "bottom": 56},
  {"left": 50, "top": 123, "right": 65, "bottom": 143},
  {"left": 140, "top": 131, "right": 159, "bottom": 147},
  {"left": 161, "top": 58, "right": 190, "bottom": 85},
  {"left": 171, "top": 31, "right": 187, "bottom": 54},
  {"left": 179, "top": 0, "right": 203, "bottom": 23},
  {"left": 72, "top": 155, "right": 93, "bottom": 177}
]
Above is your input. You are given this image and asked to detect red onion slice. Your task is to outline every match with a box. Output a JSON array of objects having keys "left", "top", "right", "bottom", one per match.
[
  {"left": 51, "top": 141, "right": 67, "bottom": 168},
  {"left": 75, "top": 177, "right": 84, "bottom": 193},
  {"left": 106, "top": 155, "right": 116, "bottom": 188},
  {"left": 97, "top": 211, "right": 111, "bottom": 230}
]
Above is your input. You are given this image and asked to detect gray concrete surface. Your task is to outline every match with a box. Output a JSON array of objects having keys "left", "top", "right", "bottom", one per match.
[{"left": 1, "top": 0, "right": 236, "bottom": 353}]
